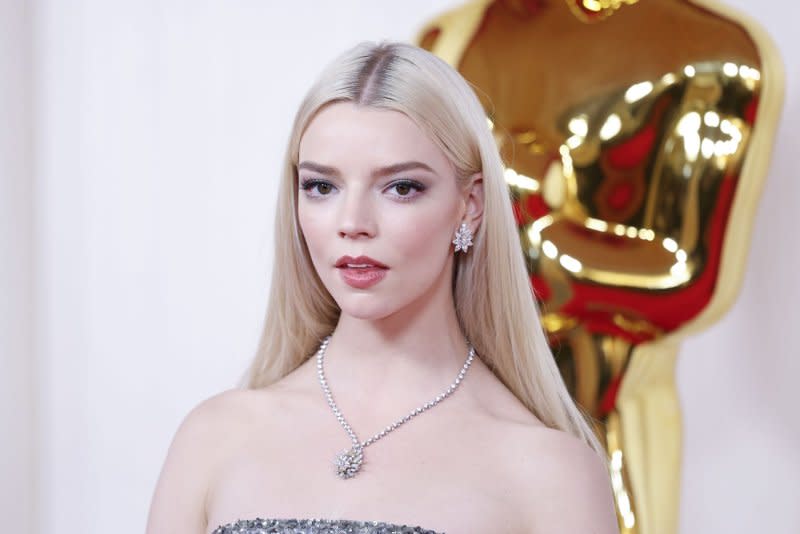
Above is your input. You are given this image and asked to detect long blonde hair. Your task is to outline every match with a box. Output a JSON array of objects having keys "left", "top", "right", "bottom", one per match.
[{"left": 242, "top": 41, "right": 604, "bottom": 457}]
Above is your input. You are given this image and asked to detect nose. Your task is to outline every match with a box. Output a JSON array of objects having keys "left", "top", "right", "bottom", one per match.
[{"left": 337, "top": 189, "right": 377, "bottom": 239}]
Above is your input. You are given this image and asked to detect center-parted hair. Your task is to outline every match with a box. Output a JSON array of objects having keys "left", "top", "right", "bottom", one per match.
[{"left": 242, "top": 41, "right": 604, "bottom": 457}]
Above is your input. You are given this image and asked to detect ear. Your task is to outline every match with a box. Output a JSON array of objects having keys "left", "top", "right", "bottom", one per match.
[{"left": 460, "top": 172, "right": 484, "bottom": 234}]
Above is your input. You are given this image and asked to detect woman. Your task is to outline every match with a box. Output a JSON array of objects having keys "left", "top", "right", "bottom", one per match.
[{"left": 146, "top": 41, "right": 619, "bottom": 534}]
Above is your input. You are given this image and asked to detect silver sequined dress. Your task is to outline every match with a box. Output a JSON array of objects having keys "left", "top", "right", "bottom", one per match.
[{"left": 211, "top": 517, "right": 444, "bottom": 534}]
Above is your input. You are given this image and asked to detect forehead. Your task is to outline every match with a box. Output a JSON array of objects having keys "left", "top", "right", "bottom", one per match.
[{"left": 298, "top": 102, "right": 452, "bottom": 174}]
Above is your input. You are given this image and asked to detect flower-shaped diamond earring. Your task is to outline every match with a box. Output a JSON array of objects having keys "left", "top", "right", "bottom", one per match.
[{"left": 453, "top": 222, "right": 473, "bottom": 253}]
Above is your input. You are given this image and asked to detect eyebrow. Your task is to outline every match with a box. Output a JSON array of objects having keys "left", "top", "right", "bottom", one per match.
[{"left": 297, "top": 160, "right": 437, "bottom": 177}]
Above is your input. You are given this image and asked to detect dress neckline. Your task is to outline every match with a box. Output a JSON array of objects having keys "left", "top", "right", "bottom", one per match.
[{"left": 211, "top": 517, "right": 445, "bottom": 533}]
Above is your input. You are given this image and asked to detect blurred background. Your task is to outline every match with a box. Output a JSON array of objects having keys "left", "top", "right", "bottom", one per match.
[{"left": 1, "top": 1, "right": 797, "bottom": 533}]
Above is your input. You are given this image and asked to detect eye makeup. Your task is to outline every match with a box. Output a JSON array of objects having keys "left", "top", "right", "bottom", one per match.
[{"left": 298, "top": 177, "right": 427, "bottom": 202}]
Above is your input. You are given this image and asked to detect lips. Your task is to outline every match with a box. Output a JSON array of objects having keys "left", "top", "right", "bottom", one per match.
[
  {"left": 335, "top": 255, "right": 389, "bottom": 269},
  {"left": 335, "top": 255, "right": 388, "bottom": 289}
]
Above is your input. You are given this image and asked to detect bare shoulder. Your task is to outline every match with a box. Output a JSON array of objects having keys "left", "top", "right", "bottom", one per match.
[
  {"left": 469, "top": 363, "right": 617, "bottom": 532},
  {"left": 509, "top": 426, "right": 620, "bottom": 534},
  {"left": 164, "top": 387, "right": 272, "bottom": 449},
  {"left": 145, "top": 388, "right": 272, "bottom": 533},
  {"left": 186, "top": 387, "right": 272, "bottom": 428}
]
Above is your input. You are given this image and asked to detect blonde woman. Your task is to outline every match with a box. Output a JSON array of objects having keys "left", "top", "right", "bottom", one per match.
[{"left": 146, "top": 41, "right": 619, "bottom": 534}]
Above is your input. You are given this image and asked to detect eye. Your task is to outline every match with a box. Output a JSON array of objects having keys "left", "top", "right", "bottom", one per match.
[
  {"left": 386, "top": 179, "right": 426, "bottom": 201},
  {"left": 300, "top": 178, "right": 337, "bottom": 198}
]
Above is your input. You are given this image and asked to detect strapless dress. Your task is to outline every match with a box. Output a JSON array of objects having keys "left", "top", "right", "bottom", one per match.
[{"left": 211, "top": 517, "right": 444, "bottom": 534}]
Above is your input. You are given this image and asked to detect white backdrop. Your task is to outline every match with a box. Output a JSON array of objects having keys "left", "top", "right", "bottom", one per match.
[{"left": 1, "top": 1, "right": 798, "bottom": 533}]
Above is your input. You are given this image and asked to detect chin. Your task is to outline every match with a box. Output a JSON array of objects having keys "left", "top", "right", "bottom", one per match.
[
  {"left": 326, "top": 271, "right": 438, "bottom": 321},
  {"left": 336, "top": 299, "right": 396, "bottom": 321}
]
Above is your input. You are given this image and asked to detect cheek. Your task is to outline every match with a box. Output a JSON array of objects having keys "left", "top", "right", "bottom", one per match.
[
  {"left": 297, "top": 204, "right": 328, "bottom": 259},
  {"left": 389, "top": 205, "right": 456, "bottom": 265},
  {"left": 298, "top": 198, "right": 327, "bottom": 234}
]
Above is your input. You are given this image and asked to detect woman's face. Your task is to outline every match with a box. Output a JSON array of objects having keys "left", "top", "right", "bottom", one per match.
[{"left": 297, "top": 102, "right": 466, "bottom": 320}]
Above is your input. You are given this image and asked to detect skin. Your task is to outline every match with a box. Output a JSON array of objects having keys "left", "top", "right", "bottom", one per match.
[
  {"left": 295, "top": 101, "right": 484, "bottom": 408},
  {"left": 145, "top": 102, "right": 620, "bottom": 534}
]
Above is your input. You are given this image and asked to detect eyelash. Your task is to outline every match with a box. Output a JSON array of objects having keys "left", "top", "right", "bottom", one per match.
[{"left": 299, "top": 178, "right": 426, "bottom": 202}]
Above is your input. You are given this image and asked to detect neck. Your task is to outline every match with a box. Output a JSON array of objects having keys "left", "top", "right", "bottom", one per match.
[{"left": 319, "top": 272, "right": 472, "bottom": 414}]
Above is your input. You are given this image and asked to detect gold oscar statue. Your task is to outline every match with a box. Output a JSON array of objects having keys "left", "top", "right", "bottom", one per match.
[{"left": 416, "top": 1, "right": 784, "bottom": 532}]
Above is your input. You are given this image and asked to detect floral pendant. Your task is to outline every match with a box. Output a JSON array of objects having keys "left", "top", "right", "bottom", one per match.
[{"left": 335, "top": 445, "right": 363, "bottom": 479}]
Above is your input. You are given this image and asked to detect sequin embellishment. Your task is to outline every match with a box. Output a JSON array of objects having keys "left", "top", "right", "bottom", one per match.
[{"left": 211, "top": 517, "right": 444, "bottom": 534}]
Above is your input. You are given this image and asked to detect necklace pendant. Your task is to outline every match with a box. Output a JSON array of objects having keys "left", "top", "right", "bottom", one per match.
[{"left": 334, "top": 445, "right": 363, "bottom": 479}]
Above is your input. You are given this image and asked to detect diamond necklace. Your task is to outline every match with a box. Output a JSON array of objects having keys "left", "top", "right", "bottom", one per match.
[{"left": 315, "top": 335, "right": 476, "bottom": 479}]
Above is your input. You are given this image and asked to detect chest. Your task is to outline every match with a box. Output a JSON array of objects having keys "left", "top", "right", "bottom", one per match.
[{"left": 205, "top": 416, "right": 529, "bottom": 534}]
